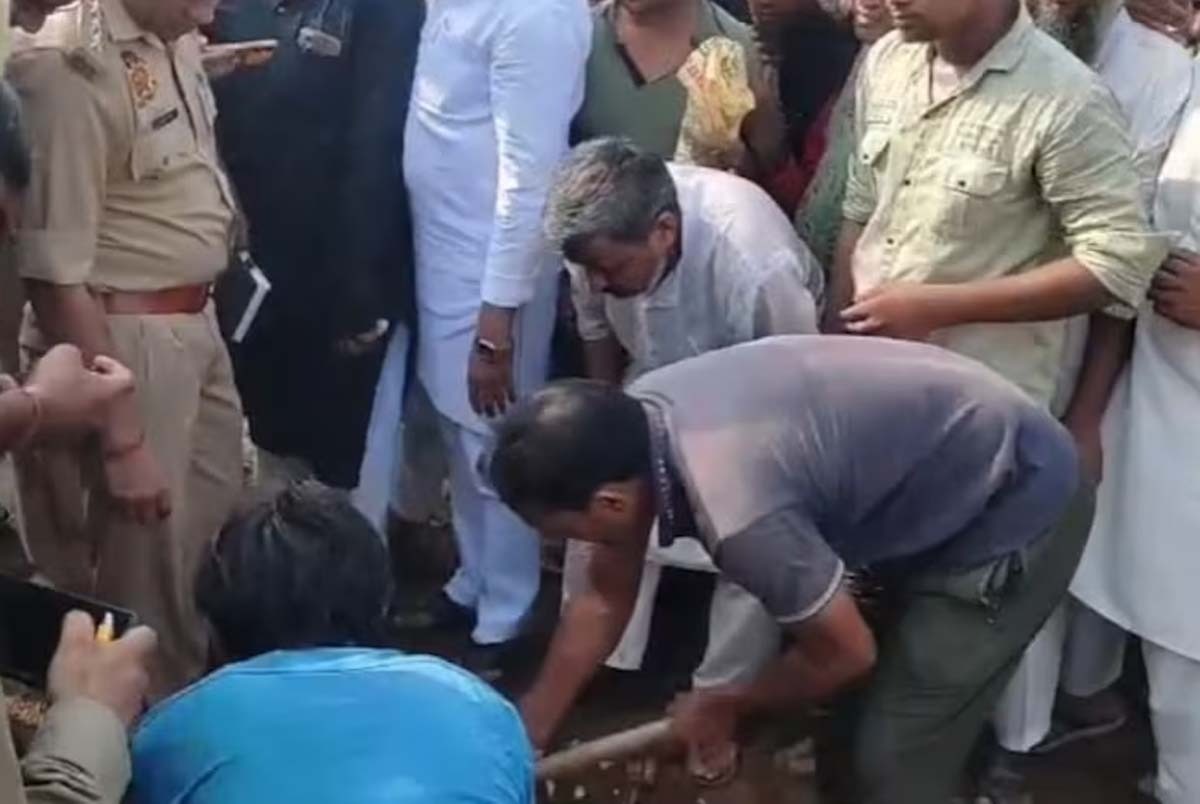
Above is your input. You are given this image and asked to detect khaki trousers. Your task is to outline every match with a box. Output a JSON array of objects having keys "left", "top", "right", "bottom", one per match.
[{"left": 17, "top": 306, "right": 243, "bottom": 698}]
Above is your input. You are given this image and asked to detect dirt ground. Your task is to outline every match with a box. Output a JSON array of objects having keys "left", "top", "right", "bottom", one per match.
[{"left": 392, "top": 526, "right": 1158, "bottom": 804}]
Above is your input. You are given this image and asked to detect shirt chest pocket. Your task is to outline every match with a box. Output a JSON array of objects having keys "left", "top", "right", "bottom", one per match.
[
  {"left": 130, "top": 104, "right": 193, "bottom": 181},
  {"left": 930, "top": 156, "right": 1010, "bottom": 236}
]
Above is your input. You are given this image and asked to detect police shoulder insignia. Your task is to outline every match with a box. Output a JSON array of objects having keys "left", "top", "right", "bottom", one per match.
[{"left": 120, "top": 50, "right": 157, "bottom": 107}]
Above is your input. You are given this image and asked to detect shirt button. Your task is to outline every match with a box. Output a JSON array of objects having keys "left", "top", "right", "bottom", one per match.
[
  {"left": 886, "top": 237, "right": 896, "bottom": 246},
  {"left": 903, "top": 179, "right": 912, "bottom": 186}
]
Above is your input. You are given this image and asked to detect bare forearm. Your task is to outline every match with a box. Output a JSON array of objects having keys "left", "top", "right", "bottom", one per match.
[
  {"left": 824, "top": 221, "right": 862, "bottom": 333},
  {"left": 24, "top": 282, "right": 141, "bottom": 446},
  {"left": 519, "top": 593, "right": 631, "bottom": 748},
  {"left": 728, "top": 642, "right": 870, "bottom": 717},
  {"left": 0, "top": 391, "right": 38, "bottom": 451},
  {"left": 1062, "top": 314, "right": 1134, "bottom": 429},
  {"left": 931, "top": 259, "right": 1114, "bottom": 329},
  {"left": 582, "top": 336, "right": 624, "bottom": 386}
]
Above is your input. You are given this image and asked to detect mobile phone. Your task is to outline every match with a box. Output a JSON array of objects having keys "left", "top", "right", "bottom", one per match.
[{"left": 0, "top": 574, "right": 136, "bottom": 688}]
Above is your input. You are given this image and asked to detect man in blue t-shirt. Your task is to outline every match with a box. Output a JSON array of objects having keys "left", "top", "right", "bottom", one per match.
[{"left": 131, "top": 483, "right": 533, "bottom": 804}]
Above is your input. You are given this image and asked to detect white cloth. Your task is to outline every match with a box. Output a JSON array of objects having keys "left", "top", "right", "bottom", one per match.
[
  {"left": 1071, "top": 62, "right": 1200, "bottom": 663},
  {"left": 353, "top": 324, "right": 411, "bottom": 532},
  {"left": 998, "top": 17, "right": 1193, "bottom": 752},
  {"left": 353, "top": 326, "right": 448, "bottom": 532},
  {"left": 573, "top": 164, "right": 823, "bottom": 381},
  {"left": 1051, "top": 7, "right": 1193, "bottom": 412},
  {"left": 1144, "top": 642, "right": 1200, "bottom": 804},
  {"left": 439, "top": 416, "right": 543, "bottom": 645},
  {"left": 405, "top": 0, "right": 591, "bottom": 430},
  {"left": 564, "top": 166, "right": 820, "bottom": 681}
]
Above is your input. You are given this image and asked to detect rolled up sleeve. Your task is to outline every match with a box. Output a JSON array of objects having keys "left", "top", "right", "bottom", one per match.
[
  {"left": 481, "top": 5, "right": 590, "bottom": 309},
  {"left": 841, "top": 55, "right": 877, "bottom": 226},
  {"left": 7, "top": 54, "right": 108, "bottom": 286},
  {"left": 22, "top": 697, "right": 130, "bottom": 804},
  {"left": 1037, "top": 86, "right": 1167, "bottom": 317}
]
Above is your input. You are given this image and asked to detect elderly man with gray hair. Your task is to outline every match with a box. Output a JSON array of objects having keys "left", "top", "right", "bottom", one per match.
[{"left": 546, "top": 137, "right": 822, "bottom": 695}]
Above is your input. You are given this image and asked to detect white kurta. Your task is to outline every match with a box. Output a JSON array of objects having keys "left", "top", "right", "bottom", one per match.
[
  {"left": 1071, "top": 62, "right": 1200, "bottom": 663},
  {"left": 405, "top": 0, "right": 591, "bottom": 432},
  {"left": 564, "top": 165, "right": 821, "bottom": 682},
  {"left": 997, "top": 11, "right": 1193, "bottom": 753},
  {"left": 1051, "top": 6, "right": 1193, "bottom": 412}
]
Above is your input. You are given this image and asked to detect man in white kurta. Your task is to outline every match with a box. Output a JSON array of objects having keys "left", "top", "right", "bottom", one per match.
[
  {"left": 1064, "top": 64, "right": 1200, "bottom": 804},
  {"left": 400, "top": 0, "right": 591, "bottom": 655},
  {"left": 550, "top": 140, "right": 823, "bottom": 687},
  {"left": 990, "top": 0, "right": 1194, "bottom": 767}
]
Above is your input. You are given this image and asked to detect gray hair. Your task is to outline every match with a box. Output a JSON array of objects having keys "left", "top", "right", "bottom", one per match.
[{"left": 543, "top": 138, "right": 679, "bottom": 261}]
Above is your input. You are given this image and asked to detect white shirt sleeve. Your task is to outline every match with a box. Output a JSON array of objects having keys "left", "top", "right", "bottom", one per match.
[{"left": 482, "top": 3, "right": 590, "bottom": 308}]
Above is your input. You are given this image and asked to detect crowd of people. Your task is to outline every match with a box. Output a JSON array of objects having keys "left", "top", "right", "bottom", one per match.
[{"left": 0, "top": 0, "right": 1196, "bottom": 801}]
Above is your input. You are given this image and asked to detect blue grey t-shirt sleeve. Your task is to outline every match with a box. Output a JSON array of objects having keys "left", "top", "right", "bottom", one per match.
[{"left": 713, "top": 507, "right": 845, "bottom": 625}]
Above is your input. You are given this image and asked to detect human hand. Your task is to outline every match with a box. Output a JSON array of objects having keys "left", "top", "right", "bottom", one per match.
[
  {"left": 1126, "top": 0, "right": 1192, "bottom": 42},
  {"left": 103, "top": 443, "right": 172, "bottom": 525},
  {"left": 467, "top": 304, "right": 516, "bottom": 418},
  {"left": 1150, "top": 249, "right": 1200, "bottom": 331},
  {"left": 200, "top": 41, "right": 278, "bottom": 80},
  {"left": 668, "top": 688, "right": 742, "bottom": 784},
  {"left": 25, "top": 346, "right": 134, "bottom": 442},
  {"left": 47, "top": 610, "right": 157, "bottom": 729},
  {"left": 335, "top": 319, "right": 390, "bottom": 358},
  {"left": 840, "top": 282, "right": 951, "bottom": 341},
  {"left": 853, "top": 0, "right": 892, "bottom": 43}
]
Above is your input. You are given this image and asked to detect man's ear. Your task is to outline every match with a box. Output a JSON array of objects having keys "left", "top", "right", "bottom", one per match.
[
  {"left": 590, "top": 485, "right": 631, "bottom": 516},
  {"left": 649, "top": 210, "right": 679, "bottom": 252}
]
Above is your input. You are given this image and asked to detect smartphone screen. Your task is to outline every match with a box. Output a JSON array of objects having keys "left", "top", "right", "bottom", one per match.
[{"left": 0, "top": 574, "right": 136, "bottom": 688}]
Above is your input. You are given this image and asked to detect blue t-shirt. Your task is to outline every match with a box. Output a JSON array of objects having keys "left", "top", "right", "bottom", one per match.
[{"left": 131, "top": 648, "right": 534, "bottom": 804}]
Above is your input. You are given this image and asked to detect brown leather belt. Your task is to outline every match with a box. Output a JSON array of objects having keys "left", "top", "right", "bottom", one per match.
[{"left": 99, "top": 284, "right": 212, "bottom": 315}]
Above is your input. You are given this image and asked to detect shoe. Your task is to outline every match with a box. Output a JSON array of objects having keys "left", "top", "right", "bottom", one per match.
[
  {"left": 461, "top": 639, "right": 518, "bottom": 683},
  {"left": 1030, "top": 690, "right": 1128, "bottom": 755},
  {"left": 974, "top": 747, "right": 1034, "bottom": 804},
  {"left": 391, "top": 592, "right": 474, "bottom": 632}
]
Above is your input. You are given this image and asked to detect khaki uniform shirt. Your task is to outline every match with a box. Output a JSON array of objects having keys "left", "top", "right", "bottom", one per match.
[
  {"left": 7, "top": 0, "right": 234, "bottom": 291},
  {"left": 844, "top": 6, "right": 1165, "bottom": 406},
  {"left": 2, "top": 693, "right": 130, "bottom": 803}
]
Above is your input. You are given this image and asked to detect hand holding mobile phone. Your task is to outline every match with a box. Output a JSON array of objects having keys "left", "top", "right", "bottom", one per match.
[{"left": 201, "top": 39, "right": 279, "bottom": 79}]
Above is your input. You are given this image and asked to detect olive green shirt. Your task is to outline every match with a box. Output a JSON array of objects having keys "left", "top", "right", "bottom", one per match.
[
  {"left": 573, "top": 0, "right": 759, "bottom": 157},
  {"left": 844, "top": 5, "right": 1165, "bottom": 406}
]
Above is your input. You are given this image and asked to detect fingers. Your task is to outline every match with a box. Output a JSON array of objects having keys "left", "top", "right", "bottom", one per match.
[
  {"left": 113, "top": 624, "right": 158, "bottom": 661},
  {"left": 90, "top": 356, "right": 135, "bottom": 396},
  {"left": 58, "top": 610, "right": 98, "bottom": 651}
]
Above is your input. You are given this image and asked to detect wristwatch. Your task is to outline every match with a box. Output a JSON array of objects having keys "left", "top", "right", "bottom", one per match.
[{"left": 474, "top": 337, "right": 513, "bottom": 363}]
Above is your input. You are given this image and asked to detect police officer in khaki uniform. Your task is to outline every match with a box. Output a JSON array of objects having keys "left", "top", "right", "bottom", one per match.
[{"left": 8, "top": 0, "right": 244, "bottom": 697}]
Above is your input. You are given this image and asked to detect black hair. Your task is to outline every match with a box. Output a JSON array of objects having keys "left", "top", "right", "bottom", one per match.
[
  {"left": 490, "top": 380, "right": 652, "bottom": 514},
  {"left": 0, "top": 81, "right": 30, "bottom": 194},
  {"left": 195, "top": 481, "right": 393, "bottom": 663}
]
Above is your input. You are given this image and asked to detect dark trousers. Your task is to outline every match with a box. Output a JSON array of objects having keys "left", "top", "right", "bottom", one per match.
[{"left": 846, "top": 483, "right": 1095, "bottom": 803}]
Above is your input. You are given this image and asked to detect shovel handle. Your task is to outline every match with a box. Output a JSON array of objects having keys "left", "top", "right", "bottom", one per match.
[{"left": 536, "top": 719, "right": 674, "bottom": 780}]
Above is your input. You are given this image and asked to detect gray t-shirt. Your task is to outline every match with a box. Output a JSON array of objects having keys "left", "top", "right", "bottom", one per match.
[{"left": 630, "top": 336, "right": 1080, "bottom": 624}]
